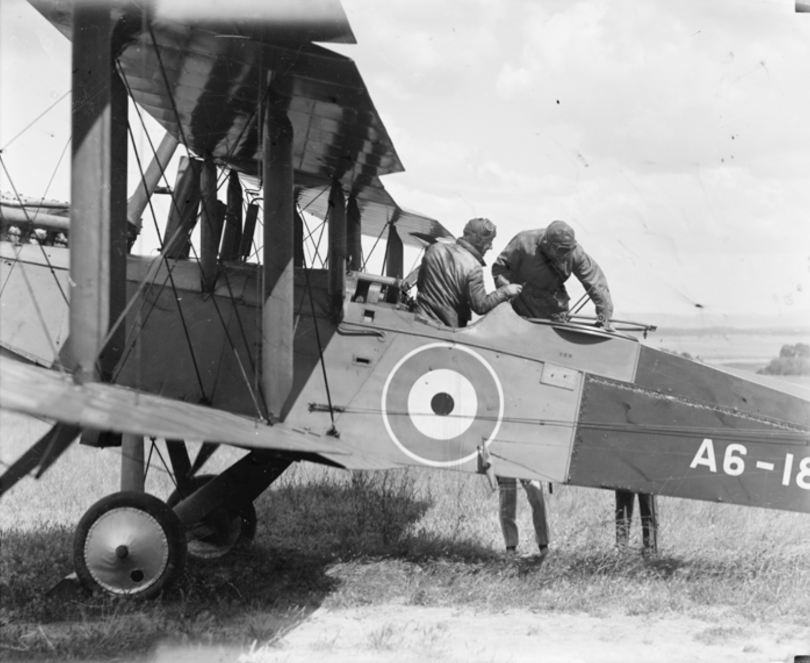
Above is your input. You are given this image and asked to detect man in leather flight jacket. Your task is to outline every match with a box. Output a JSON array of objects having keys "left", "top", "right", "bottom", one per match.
[
  {"left": 416, "top": 217, "right": 521, "bottom": 327},
  {"left": 491, "top": 220, "right": 613, "bottom": 328}
]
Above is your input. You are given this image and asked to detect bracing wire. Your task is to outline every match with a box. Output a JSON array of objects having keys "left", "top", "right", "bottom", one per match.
[
  {"left": 121, "top": 113, "right": 209, "bottom": 401},
  {"left": 119, "top": 53, "right": 266, "bottom": 418},
  {"left": 123, "top": 42, "right": 270, "bottom": 418},
  {"left": 294, "top": 201, "right": 337, "bottom": 429},
  {"left": 0, "top": 89, "right": 70, "bottom": 152},
  {"left": 0, "top": 158, "right": 67, "bottom": 371},
  {"left": 0, "top": 149, "right": 70, "bottom": 306},
  {"left": 362, "top": 221, "right": 389, "bottom": 273}
]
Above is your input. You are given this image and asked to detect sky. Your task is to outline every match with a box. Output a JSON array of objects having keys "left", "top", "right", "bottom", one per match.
[{"left": 1, "top": 0, "right": 809, "bottom": 327}]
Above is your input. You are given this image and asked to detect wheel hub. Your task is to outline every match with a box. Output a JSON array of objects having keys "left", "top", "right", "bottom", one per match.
[{"left": 84, "top": 506, "right": 169, "bottom": 595}]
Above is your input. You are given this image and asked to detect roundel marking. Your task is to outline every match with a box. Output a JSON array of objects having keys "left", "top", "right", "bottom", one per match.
[
  {"left": 381, "top": 343, "right": 504, "bottom": 467},
  {"left": 407, "top": 368, "right": 478, "bottom": 440}
]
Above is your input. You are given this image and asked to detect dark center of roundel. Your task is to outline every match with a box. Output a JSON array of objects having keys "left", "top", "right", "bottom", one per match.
[{"left": 431, "top": 392, "right": 455, "bottom": 416}]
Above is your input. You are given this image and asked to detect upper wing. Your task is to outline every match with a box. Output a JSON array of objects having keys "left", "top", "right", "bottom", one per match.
[
  {"left": 29, "top": 0, "right": 450, "bottom": 248},
  {"left": 0, "top": 356, "right": 350, "bottom": 457}
]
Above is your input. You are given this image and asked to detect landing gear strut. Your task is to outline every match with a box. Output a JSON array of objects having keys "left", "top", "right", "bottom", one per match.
[{"left": 166, "top": 474, "right": 257, "bottom": 559}]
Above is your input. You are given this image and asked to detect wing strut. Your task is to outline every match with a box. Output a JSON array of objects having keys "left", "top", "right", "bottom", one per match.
[
  {"left": 62, "top": 4, "right": 128, "bottom": 384},
  {"left": 347, "top": 195, "right": 362, "bottom": 271},
  {"left": 262, "top": 105, "right": 294, "bottom": 421},
  {"left": 63, "top": 6, "right": 138, "bottom": 494},
  {"left": 385, "top": 217, "right": 404, "bottom": 279},
  {"left": 126, "top": 131, "right": 179, "bottom": 242},
  {"left": 327, "top": 181, "right": 346, "bottom": 318}
]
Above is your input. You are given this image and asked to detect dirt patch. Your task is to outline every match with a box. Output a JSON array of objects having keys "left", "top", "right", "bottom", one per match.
[{"left": 149, "top": 605, "right": 809, "bottom": 663}]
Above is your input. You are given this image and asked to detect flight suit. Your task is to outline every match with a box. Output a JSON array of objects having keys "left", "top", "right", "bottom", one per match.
[
  {"left": 416, "top": 238, "right": 511, "bottom": 327},
  {"left": 492, "top": 228, "right": 613, "bottom": 322},
  {"left": 497, "top": 477, "right": 549, "bottom": 551}
]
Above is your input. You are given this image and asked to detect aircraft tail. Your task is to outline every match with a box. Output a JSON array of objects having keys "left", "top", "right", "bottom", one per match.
[{"left": 568, "top": 346, "right": 810, "bottom": 513}]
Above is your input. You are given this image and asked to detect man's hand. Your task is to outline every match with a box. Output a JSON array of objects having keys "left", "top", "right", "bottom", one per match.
[
  {"left": 595, "top": 313, "right": 613, "bottom": 331},
  {"left": 503, "top": 283, "right": 522, "bottom": 299}
]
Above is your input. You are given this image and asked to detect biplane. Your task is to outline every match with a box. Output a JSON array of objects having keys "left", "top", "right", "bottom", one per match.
[{"left": 1, "top": 0, "right": 808, "bottom": 599}]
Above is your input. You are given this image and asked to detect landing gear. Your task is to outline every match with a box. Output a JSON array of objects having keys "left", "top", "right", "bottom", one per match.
[
  {"left": 166, "top": 474, "right": 257, "bottom": 559},
  {"left": 73, "top": 491, "right": 187, "bottom": 599}
]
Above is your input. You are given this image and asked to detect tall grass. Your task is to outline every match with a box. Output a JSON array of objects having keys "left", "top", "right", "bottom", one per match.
[{"left": 1, "top": 410, "right": 809, "bottom": 660}]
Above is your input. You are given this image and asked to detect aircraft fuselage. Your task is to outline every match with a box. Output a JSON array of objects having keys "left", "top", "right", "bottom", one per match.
[{"left": 1, "top": 241, "right": 808, "bottom": 514}]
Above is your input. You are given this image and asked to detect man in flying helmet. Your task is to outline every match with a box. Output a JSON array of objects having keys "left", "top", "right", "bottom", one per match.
[
  {"left": 488, "top": 221, "right": 615, "bottom": 562},
  {"left": 491, "top": 220, "right": 613, "bottom": 328},
  {"left": 415, "top": 217, "right": 521, "bottom": 328}
]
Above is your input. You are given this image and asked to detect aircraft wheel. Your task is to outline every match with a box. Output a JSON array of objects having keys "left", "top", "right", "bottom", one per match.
[
  {"left": 166, "top": 474, "right": 257, "bottom": 560},
  {"left": 73, "top": 491, "right": 186, "bottom": 599}
]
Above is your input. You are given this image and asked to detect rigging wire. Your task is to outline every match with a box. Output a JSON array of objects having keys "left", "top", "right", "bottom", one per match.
[
  {"left": 305, "top": 405, "right": 809, "bottom": 443},
  {"left": 144, "top": 439, "right": 155, "bottom": 481},
  {"left": 120, "top": 113, "right": 209, "bottom": 401},
  {"left": 361, "top": 221, "right": 388, "bottom": 273},
  {"left": 0, "top": 159, "right": 66, "bottom": 371},
  {"left": 133, "top": 36, "right": 269, "bottom": 420},
  {"left": 302, "top": 218, "right": 326, "bottom": 246},
  {"left": 0, "top": 257, "right": 60, "bottom": 368},
  {"left": 0, "top": 89, "right": 71, "bottom": 152},
  {"left": 311, "top": 212, "right": 329, "bottom": 269},
  {"left": 111, "top": 266, "right": 178, "bottom": 384},
  {"left": 0, "top": 149, "right": 70, "bottom": 306},
  {"left": 295, "top": 201, "right": 336, "bottom": 429},
  {"left": 151, "top": 441, "right": 179, "bottom": 491},
  {"left": 116, "top": 58, "right": 268, "bottom": 419}
]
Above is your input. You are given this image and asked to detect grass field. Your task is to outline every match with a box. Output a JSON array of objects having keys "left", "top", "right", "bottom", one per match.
[{"left": 1, "top": 407, "right": 809, "bottom": 661}]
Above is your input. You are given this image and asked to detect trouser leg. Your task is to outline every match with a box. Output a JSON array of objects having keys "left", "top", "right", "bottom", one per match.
[
  {"left": 497, "top": 476, "right": 519, "bottom": 549},
  {"left": 615, "top": 489, "right": 635, "bottom": 547},
  {"left": 521, "top": 479, "right": 549, "bottom": 547},
  {"left": 638, "top": 493, "right": 658, "bottom": 552}
]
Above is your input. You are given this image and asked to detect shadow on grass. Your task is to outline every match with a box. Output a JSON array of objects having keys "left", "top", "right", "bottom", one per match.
[
  {"left": 10, "top": 468, "right": 794, "bottom": 661},
  {"left": 256, "top": 469, "right": 501, "bottom": 565},
  {"left": 0, "top": 470, "right": 443, "bottom": 660},
  {"left": 560, "top": 549, "right": 688, "bottom": 579}
]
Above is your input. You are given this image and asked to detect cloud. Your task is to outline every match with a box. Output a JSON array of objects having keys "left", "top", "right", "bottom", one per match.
[
  {"left": 5, "top": 0, "right": 808, "bottom": 322},
  {"left": 340, "top": 0, "right": 505, "bottom": 88},
  {"left": 494, "top": 0, "right": 810, "bottom": 173}
]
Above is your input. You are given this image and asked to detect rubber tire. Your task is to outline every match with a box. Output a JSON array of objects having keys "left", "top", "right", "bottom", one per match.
[
  {"left": 73, "top": 491, "right": 186, "bottom": 599},
  {"left": 166, "top": 474, "right": 257, "bottom": 559}
]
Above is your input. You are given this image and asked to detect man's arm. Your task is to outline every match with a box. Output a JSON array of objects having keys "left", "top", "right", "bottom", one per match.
[
  {"left": 467, "top": 267, "right": 521, "bottom": 316},
  {"left": 491, "top": 235, "right": 524, "bottom": 288},
  {"left": 572, "top": 249, "right": 614, "bottom": 323}
]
